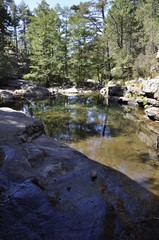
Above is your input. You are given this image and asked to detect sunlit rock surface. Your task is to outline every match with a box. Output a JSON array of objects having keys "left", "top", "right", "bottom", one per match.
[
  {"left": 0, "top": 107, "right": 159, "bottom": 239},
  {"left": 142, "top": 78, "right": 159, "bottom": 99},
  {"left": 145, "top": 107, "right": 159, "bottom": 121}
]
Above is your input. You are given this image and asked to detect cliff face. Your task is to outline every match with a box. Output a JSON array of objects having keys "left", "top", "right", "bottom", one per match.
[{"left": 0, "top": 107, "right": 159, "bottom": 240}]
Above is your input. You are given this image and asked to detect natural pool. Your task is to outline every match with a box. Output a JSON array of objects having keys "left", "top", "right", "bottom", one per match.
[{"left": 2, "top": 93, "right": 159, "bottom": 196}]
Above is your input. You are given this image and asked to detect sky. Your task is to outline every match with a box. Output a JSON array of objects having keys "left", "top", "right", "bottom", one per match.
[{"left": 14, "top": 0, "right": 86, "bottom": 10}]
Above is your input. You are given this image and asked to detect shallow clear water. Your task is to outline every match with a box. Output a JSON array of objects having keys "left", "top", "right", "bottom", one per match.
[{"left": 1, "top": 94, "right": 159, "bottom": 196}]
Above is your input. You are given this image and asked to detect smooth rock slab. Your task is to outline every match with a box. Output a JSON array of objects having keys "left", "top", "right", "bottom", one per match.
[{"left": 0, "top": 108, "right": 159, "bottom": 239}]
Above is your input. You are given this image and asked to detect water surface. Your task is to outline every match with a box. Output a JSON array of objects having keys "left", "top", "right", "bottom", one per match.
[{"left": 1, "top": 94, "right": 159, "bottom": 196}]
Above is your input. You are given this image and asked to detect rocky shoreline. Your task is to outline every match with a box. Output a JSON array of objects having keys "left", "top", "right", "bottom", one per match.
[
  {"left": 0, "top": 79, "right": 94, "bottom": 102},
  {"left": 1, "top": 78, "right": 158, "bottom": 117},
  {"left": 100, "top": 78, "right": 159, "bottom": 107},
  {"left": 100, "top": 78, "right": 159, "bottom": 147},
  {"left": 0, "top": 107, "right": 159, "bottom": 239}
]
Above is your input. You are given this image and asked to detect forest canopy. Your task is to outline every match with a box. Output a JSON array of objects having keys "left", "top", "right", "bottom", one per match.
[{"left": 0, "top": 0, "right": 159, "bottom": 85}]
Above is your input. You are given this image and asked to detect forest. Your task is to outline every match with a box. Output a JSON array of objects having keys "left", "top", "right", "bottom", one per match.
[{"left": 0, "top": 0, "right": 159, "bottom": 86}]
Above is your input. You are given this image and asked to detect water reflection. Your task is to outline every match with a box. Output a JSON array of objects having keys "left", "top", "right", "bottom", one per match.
[{"left": 1, "top": 94, "right": 159, "bottom": 196}]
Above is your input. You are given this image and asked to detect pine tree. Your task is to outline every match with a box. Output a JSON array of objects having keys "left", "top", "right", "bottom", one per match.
[
  {"left": 107, "top": 0, "right": 139, "bottom": 79},
  {"left": 21, "top": 0, "right": 159, "bottom": 83},
  {"left": 10, "top": 0, "right": 19, "bottom": 53},
  {"left": 133, "top": 0, "right": 159, "bottom": 77},
  {"left": 0, "top": 0, "right": 13, "bottom": 83},
  {"left": 69, "top": 2, "right": 97, "bottom": 83},
  {"left": 25, "top": 0, "right": 60, "bottom": 85},
  {"left": 56, "top": 5, "right": 70, "bottom": 80},
  {"left": 19, "top": 1, "right": 31, "bottom": 58}
]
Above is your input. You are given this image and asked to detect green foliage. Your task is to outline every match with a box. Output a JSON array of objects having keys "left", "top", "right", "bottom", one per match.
[
  {"left": 1, "top": 0, "right": 159, "bottom": 85},
  {"left": 133, "top": 51, "right": 157, "bottom": 78},
  {"left": 140, "top": 95, "right": 144, "bottom": 100},
  {"left": 143, "top": 101, "right": 147, "bottom": 106},
  {"left": 0, "top": 49, "right": 13, "bottom": 83},
  {"left": 133, "top": 0, "right": 159, "bottom": 78},
  {"left": 68, "top": 2, "right": 98, "bottom": 83},
  {"left": 10, "top": 1, "right": 19, "bottom": 51},
  {"left": 111, "top": 49, "right": 133, "bottom": 79},
  {"left": 107, "top": 0, "right": 139, "bottom": 79},
  {"left": 19, "top": 1, "right": 32, "bottom": 56},
  {"left": 24, "top": 0, "right": 61, "bottom": 84},
  {"left": 0, "top": 0, "right": 14, "bottom": 83}
]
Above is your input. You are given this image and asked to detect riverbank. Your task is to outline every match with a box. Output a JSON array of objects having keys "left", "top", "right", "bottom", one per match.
[
  {"left": 0, "top": 79, "right": 95, "bottom": 101},
  {"left": 0, "top": 107, "right": 159, "bottom": 239},
  {"left": 100, "top": 78, "right": 159, "bottom": 147}
]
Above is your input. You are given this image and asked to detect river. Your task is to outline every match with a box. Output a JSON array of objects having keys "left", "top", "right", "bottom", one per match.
[{"left": 1, "top": 93, "right": 159, "bottom": 196}]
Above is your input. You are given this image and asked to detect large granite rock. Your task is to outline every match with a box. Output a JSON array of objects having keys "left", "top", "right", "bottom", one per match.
[
  {"left": 0, "top": 90, "right": 14, "bottom": 101},
  {"left": 0, "top": 108, "right": 159, "bottom": 239},
  {"left": 22, "top": 85, "right": 50, "bottom": 98},
  {"left": 142, "top": 79, "right": 159, "bottom": 99},
  {"left": 136, "top": 97, "right": 159, "bottom": 108},
  {"left": 145, "top": 107, "right": 159, "bottom": 121},
  {"left": 0, "top": 80, "right": 51, "bottom": 100}
]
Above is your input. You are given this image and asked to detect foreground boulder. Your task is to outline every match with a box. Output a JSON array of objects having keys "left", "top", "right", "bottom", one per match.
[{"left": 0, "top": 108, "right": 159, "bottom": 240}]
